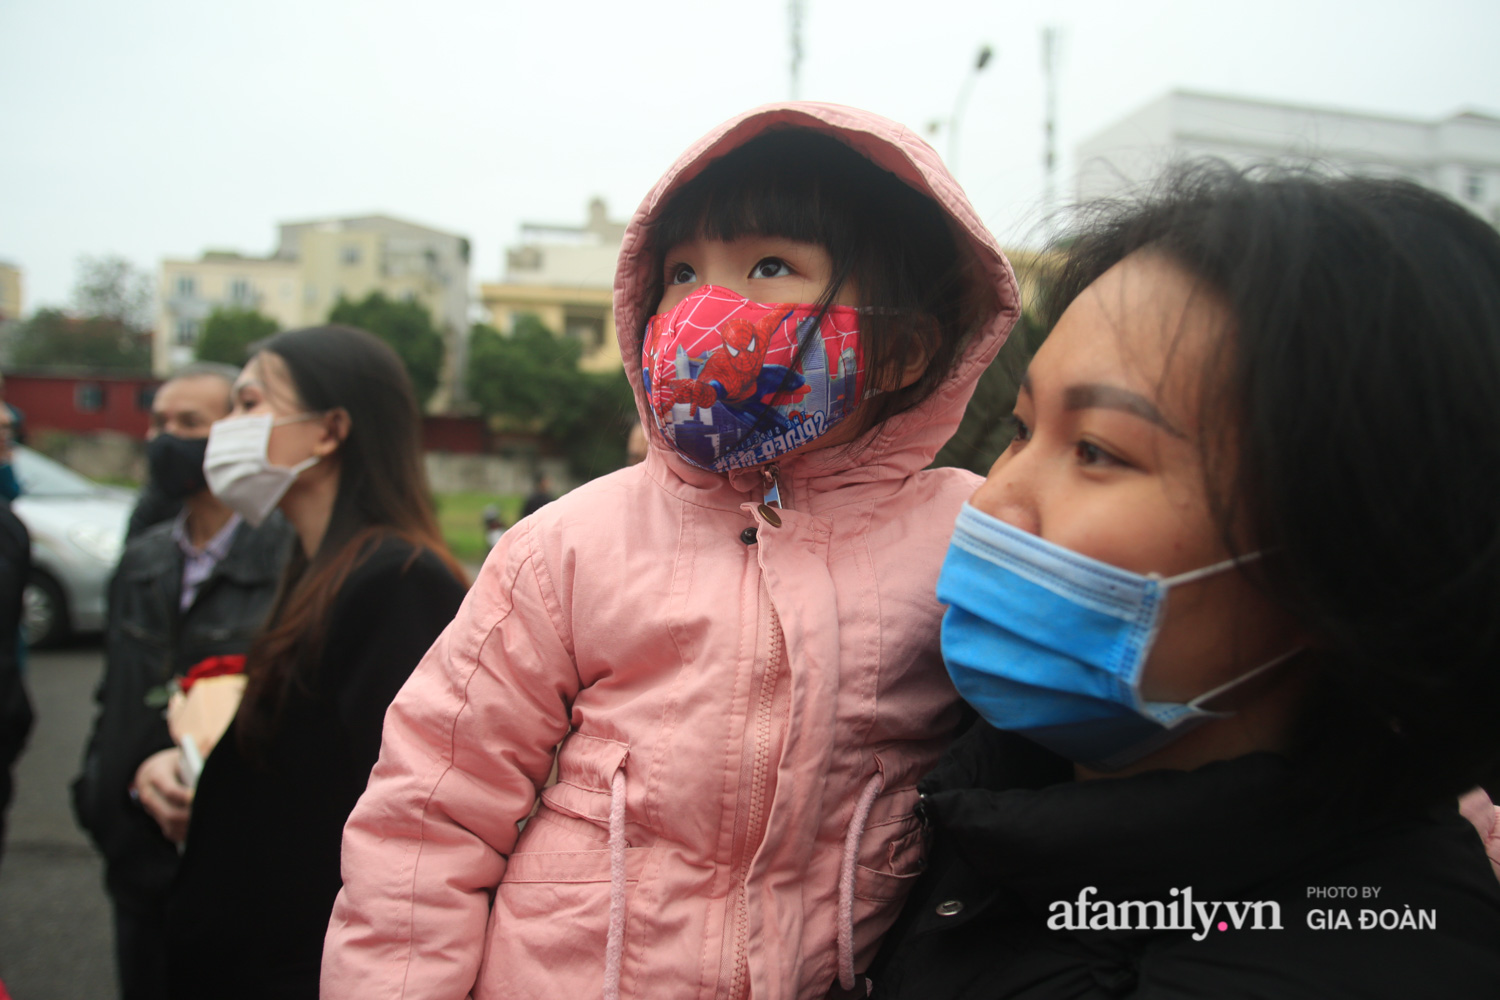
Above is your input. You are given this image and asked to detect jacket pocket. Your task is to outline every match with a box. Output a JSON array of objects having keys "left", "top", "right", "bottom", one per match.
[
  {"left": 486, "top": 733, "right": 646, "bottom": 998},
  {"left": 852, "top": 782, "right": 924, "bottom": 902},
  {"left": 536, "top": 731, "right": 630, "bottom": 828},
  {"left": 846, "top": 752, "right": 928, "bottom": 974},
  {"left": 507, "top": 730, "right": 651, "bottom": 867}
]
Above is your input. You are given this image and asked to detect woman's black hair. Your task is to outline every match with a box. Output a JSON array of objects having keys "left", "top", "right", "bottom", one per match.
[
  {"left": 647, "top": 128, "right": 981, "bottom": 435},
  {"left": 1050, "top": 163, "right": 1500, "bottom": 812}
]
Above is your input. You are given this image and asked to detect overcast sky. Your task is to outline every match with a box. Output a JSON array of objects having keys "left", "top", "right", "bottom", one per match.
[{"left": 3, "top": 0, "right": 1498, "bottom": 316}]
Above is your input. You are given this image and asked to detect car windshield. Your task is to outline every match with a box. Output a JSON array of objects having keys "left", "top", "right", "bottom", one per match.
[{"left": 11, "top": 445, "right": 107, "bottom": 498}]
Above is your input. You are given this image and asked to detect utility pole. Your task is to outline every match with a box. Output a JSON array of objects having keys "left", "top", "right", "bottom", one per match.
[
  {"left": 1041, "top": 26, "right": 1061, "bottom": 239},
  {"left": 948, "top": 44, "right": 994, "bottom": 174},
  {"left": 789, "top": 0, "right": 804, "bottom": 100}
]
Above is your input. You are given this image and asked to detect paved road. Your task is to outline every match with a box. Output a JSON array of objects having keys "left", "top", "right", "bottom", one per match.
[{"left": 0, "top": 644, "right": 116, "bottom": 999}]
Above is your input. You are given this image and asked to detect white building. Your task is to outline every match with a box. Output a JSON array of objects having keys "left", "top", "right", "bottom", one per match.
[
  {"left": 479, "top": 198, "right": 626, "bottom": 372},
  {"left": 156, "top": 214, "right": 471, "bottom": 409},
  {"left": 1075, "top": 91, "right": 1500, "bottom": 228}
]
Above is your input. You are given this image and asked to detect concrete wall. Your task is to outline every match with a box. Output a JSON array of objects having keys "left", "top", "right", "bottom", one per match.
[{"left": 423, "top": 451, "right": 572, "bottom": 496}]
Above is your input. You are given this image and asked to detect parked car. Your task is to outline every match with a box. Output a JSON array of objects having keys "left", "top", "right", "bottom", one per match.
[{"left": 10, "top": 446, "right": 132, "bottom": 647}]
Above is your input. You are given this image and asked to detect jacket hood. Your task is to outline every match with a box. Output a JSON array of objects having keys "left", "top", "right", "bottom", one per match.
[{"left": 614, "top": 101, "right": 1021, "bottom": 494}]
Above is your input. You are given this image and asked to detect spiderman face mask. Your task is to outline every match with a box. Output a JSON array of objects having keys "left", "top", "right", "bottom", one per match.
[{"left": 642, "top": 285, "right": 871, "bottom": 473}]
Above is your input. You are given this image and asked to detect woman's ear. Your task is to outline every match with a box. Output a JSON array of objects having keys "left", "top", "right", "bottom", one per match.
[{"left": 312, "top": 408, "right": 352, "bottom": 458}]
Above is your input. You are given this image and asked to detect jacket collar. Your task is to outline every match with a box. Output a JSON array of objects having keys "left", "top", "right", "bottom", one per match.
[
  {"left": 921, "top": 726, "right": 1346, "bottom": 906},
  {"left": 120, "top": 512, "right": 290, "bottom": 587}
]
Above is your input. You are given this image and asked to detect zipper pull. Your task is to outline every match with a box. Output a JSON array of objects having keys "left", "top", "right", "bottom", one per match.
[
  {"left": 760, "top": 464, "right": 783, "bottom": 508},
  {"left": 757, "top": 463, "right": 784, "bottom": 527}
]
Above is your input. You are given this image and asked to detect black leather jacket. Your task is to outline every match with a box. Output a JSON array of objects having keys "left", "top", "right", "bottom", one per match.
[{"left": 72, "top": 512, "right": 292, "bottom": 902}]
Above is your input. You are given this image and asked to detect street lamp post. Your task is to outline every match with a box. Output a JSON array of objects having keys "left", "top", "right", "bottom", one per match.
[{"left": 946, "top": 44, "right": 994, "bottom": 173}]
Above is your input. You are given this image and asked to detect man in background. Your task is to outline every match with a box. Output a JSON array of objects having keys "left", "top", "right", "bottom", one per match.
[
  {"left": 520, "top": 473, "right": 555, "bottom": 520},
  {"left": 73, "top": 364, "right": 292, "bottom": 1000},
  {"left": 0, "top": 402, "right": 32, "bottom": 871}
]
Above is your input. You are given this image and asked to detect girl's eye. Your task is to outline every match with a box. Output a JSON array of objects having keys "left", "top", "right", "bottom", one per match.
[
  {"left": 667, "top": 263, "right": 696, "bottom": 285},
  {"left": 750, "top": 257, "right": 792, "bottom": 279},
  {"left": 1075, "top": 440, "right": 1125, "bottom": 468}
]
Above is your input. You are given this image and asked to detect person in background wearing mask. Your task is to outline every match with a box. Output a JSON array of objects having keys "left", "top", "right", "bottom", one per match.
[
  {"left": 72, "top": 363, "right": 293, "bottom": 1000},
  {"left": 0, "top": 402, "right": 32, "bottom": 872},
  {"left": 0, "top": 373, "right": 22, "bottom": 504},
  {"left": 481, "top": 504, "right": 506, "bottom": 551}
]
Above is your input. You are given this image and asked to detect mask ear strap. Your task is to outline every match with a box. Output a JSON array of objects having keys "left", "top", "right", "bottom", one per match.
[
  {"left": 1161, "top": 550, "right": 1263, "bottom": 588},
  {"left": 1186, "top": 646, "right": 1303, "bottom": 714}
]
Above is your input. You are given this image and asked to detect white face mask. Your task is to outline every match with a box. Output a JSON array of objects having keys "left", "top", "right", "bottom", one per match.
[{"left": 203, "top": 412, "right": 322, "bottom": 527}]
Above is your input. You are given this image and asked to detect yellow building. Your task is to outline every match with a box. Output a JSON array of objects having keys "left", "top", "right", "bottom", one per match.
[
  {"left": 479, "top": 199, "right": 624, "bottom": 373},
  {"left": 156, "top": 215, "right": 471, "bottom": 408},
  {"left": 0, "top": 261, "right": 22, "bottom": 323},
  {"left": 156, "top": 252, "right": 303, "bottom": 372}
]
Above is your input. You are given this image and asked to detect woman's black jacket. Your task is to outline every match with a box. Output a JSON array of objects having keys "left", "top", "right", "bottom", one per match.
[{"left": 867, "top": 723, "right": 1500, "bottom": 999}]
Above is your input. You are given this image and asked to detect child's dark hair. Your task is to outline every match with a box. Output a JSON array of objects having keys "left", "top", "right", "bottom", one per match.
[
  {"left": 647, "top": 128, "right": 978, "bottom": 433},
  {"left": 1050, "top": 163, "right": 1500, "bottom": 812}
]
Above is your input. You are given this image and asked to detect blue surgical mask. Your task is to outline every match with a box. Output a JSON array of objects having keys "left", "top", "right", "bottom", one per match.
[{"left": 937, "top": 503, "right": 1296, "bottom": 771}]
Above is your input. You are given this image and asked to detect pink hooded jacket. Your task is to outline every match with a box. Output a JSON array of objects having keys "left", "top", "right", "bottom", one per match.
[{"left": 323, "top": 103, "right": 1020, "bottom": 1000}]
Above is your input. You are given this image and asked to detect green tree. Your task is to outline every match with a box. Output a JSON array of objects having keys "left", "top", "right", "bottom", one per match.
[
  {"left": 8, "top": 308, "right": 152, "bottom": 371},
  {"left": 467, "top": 315, "right": 637, "bottom": 478},
  {"left": 196, "top": 306, "right": 278, "bottom": 365},
  {"left": 467, "top": 315, "right": 584, "bottom": 423},
  {"left": 328, "top": 292, "right": 445, "bottom": 405},
  {"left": 72, "top": 254, "right": 154, "bottom": 331}
]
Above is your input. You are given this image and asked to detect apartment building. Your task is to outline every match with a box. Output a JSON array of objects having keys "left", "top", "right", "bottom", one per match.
[
  {"left": 157, "top": 252, "right": 303, "bottom": 372},
  {"left": 479, "top": 198, "right": 625, "bottom": 373},
  {"left": 156, "top": 214, "right": 470, "bottom": 407},
  {"left": 1075, "top": 90, "right": 1500, "bottom": 228}
]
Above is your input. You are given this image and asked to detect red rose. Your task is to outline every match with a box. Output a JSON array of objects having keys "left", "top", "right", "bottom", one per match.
[{"left": 179, "top": 654, "right": 247, "bottom": 693}]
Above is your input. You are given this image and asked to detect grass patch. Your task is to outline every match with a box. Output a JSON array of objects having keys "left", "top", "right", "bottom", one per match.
[{"left": 434, "top": 491, "right": 523, "bottom": 563}]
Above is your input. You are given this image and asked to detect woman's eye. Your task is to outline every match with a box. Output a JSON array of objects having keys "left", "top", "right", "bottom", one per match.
[
  {"left": 751, "top": 257, "right": 792, "bottom": 279},
  {"left": 667, "top": 263, "right": 696, "bottom": 285},
  {"left": 1076, "top": 440, "right": 1125, "bottom": 468},
  {"left": 1005, "top": 415, "right": 1031, "bottom": 445}
]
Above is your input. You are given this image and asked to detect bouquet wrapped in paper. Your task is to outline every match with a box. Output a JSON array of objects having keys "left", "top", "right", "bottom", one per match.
[{"left": 167, "top": 655, "right": 247, "bottom": 786}]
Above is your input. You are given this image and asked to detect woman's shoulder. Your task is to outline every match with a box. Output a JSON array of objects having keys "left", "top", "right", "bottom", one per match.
[{"left": 339, "top": 534, "right": 466, "bottom": 605}]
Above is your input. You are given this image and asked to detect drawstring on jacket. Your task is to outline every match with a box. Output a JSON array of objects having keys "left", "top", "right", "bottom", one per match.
[
  {"left": 604, "top": 767, "right": 628, "bottom": 1000},
  {"left": 838, "top": 771, "right": 885, "bottom": 991}
]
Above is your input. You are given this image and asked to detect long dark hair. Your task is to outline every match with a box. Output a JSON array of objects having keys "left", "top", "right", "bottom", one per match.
[
  {"left": 648, "top": 128, "right": 988, "bottom": 436},
  {"left": 1049, "top": 164, "right": 1500, "bottom": 812},
  {"left": 236, "top": 324, "right": 465, "bottom": 755}
]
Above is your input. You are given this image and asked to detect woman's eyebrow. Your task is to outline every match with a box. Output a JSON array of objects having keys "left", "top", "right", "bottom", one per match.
[{"left": 1063, "top": 382, "right": 1185, "bottom": 438}]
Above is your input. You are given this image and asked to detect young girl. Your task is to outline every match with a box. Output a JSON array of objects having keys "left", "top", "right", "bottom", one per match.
[
  {"left": 322, "top": 103, "right": 1020, "bottom": 998},
  {"left": 870, "top": 167, "right": 1500, "bottom": 996}
]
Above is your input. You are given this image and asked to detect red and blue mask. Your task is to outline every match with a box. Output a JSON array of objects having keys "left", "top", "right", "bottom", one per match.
[{"left": 642, "top": 285, "right": 870, "bottom": 473}]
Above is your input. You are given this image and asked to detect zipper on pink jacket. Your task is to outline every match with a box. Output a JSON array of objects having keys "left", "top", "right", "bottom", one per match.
[{"left": 726, "top": 468, "right": 790, "bottom": 998}]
